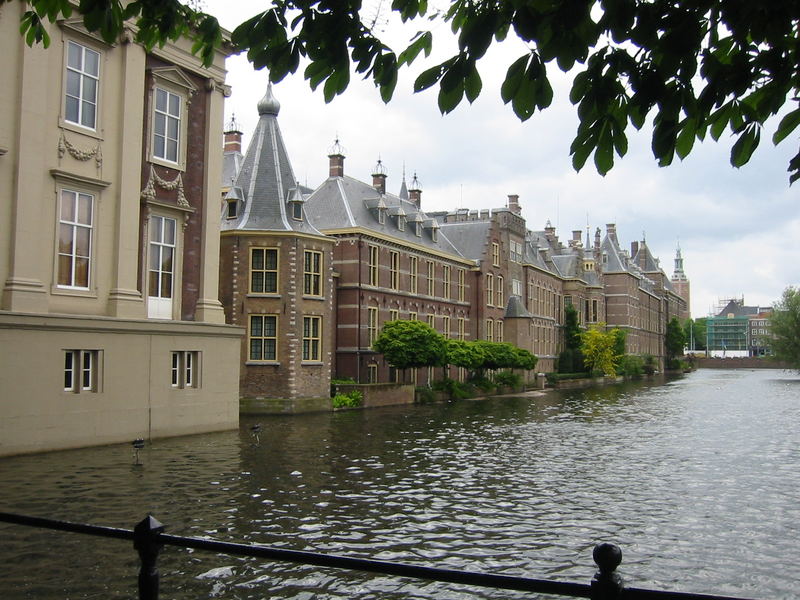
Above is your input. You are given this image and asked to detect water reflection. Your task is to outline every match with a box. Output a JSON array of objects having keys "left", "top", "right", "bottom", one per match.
[{"left": 1, "top": 369, "right": 799, "bottom": 599}]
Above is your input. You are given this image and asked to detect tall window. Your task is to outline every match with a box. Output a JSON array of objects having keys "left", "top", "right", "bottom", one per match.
[
  {"left": 249, "top": 315, "right": 277, "bottom": 361},
  {"left": 389, "top": 309, "right": 399, "bottom": 321},
  {"left": 486, "top": 274, "right": 494, "bottom": 306},
  {"left": 171, "top": 351, "right": 199, "bottom": 388},
  {"left": 492, "top": 242, "right": 500, "bottom": 266},
  {"left": 153, "top": 87, "right": 181, "bottom": 163},
  {"left": 368, "top": 363, "right": 378, "bottom": 383},
  {"left": 496, "top": 275, "right": 504, "bottom": 307},
  {"left": 457, "top": 269, "right": 465, "bottom": 302},
  {"left": 427, "top": 261, "right": 435, "bottom": 296},
  {"left": 409, "top": 311, "right": 418, "bottom": 321},
  {"left": 304, "top": 250, "right": 322, "bottom": 296},
  {"left": 65, "top": 41, "right": 99, "bottom": 129},
  {"left": 442, "top": 316, "right": 451, "bottom": 338},
  {"left": 64, "top": 350, "right": 99, "bottom": 393},
  {"left": 496, "top": 320, "right": 504, "bottom": 342},
  {"left": 592, "top": 299, "right": 599, "bottom": 322},
  {"left": 368, "top": 307, "right": 379, "bottom": 345},
  {"left": 302, "top": 316, "right": 322, "bottom": 361},
  {"left": 58, "top": 189, "right": 93, "bottom": 289},
  {"left": 458, "top": 317, "right": 466, "bottom": 340},
  {"left": 486, "top": 319, "right": 494, "bottom": 342},
  {"left": 426, "top": 314, "right": 435, "bottom": 329},
  {"left": 442, "top": 265, "right": 451, "bottom": 299},
  {"left": 148, "top": 215, "right": 176, "bottom": 319},
  {"left": 512, "top": 278, "right": 522, "bottom": 296},
  {"left": 409, "top": 256, "right": 418, "bottom": 294},
  {"left": 369, "top": 245, "right": 379, "bottom": 286},
  {"left": 510, "top": 240, "right": 523, "bottom": 263},
  {"left": 251, "top": 248, "right": 278, "bottom": 293},
  {"left": 390, "top": 251, "right": 399, "bottom": 290}
]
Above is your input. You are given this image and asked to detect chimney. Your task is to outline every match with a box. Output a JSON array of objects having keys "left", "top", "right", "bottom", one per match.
[
  {"left": 507, "top": 194, "right": 521, "bottom": 215},
  {"left": 372, "top": 158, "right": 387, "bottom": 194},
  {"left": 571, "top": 230, "right": 582, "bottom": 246},
  {"left": 223, "top": 114, "right": 242, "bottom": 153},
  {"left": 409, "top": 172, "right": 422, "bottom": 208},
  {"left": 328, "top": 137, "right": 345, "bottom": 178},
  {"left": 606, "top": 223, "right": 617, "bottom": 243},
  {"left": 631, "top": 241, "right": 639, "bottom": 257}
]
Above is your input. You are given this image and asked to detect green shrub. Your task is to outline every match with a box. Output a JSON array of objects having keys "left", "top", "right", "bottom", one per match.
[
  {"left": 431, "top": 378, "right": 472, "bottom": 399},
  {"left": 330, "top": 378, "right": 356, "bottom": 397},
  {"left": 617, "top": 354, "right": 644, "bottom": 377},
  {"left": 558, "top": 348, "right": 585, "bottom": 373},
  {"left": 547, "top": 372, "right": 590, "bottom": 382},
  {"left": 332, "top": 389, "right": 363, "bottom": 409},
  {"left": 642, "top": 354, "right": 656, "bottom": 375},
  {"left": 493, "top": 370, "right": 522, "bottom": 388},
  {"left": 415, "top": 386, "right": 437, "bottom": 403},
  {"left": 467, "top": 375, "right": 496, "bottom": 392}
]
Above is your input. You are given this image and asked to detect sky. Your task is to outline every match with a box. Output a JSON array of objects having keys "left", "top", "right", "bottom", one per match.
[{"left": 206, "top": 1, "right": 799, "bottom": 318}]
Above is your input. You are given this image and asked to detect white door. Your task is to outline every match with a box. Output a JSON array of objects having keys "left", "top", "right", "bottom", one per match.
[{"left": 148, "top": 215, "right": 176, "bottom": 319}]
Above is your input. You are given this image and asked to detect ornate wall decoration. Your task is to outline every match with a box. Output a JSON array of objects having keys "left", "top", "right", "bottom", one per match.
[
  {"left": 58, "top": 132, "right": 102, "bottom": 167},
  {"left": 141, "top": 165, "right": 189, "bottom": 207}
]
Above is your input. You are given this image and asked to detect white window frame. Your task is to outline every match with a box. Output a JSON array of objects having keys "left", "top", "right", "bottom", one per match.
[
  {"left": 389, "top": 251, "right": 399, "bottom": 290},
  {"left": 409, "top": 256, "right": 418, "bottom": 294},
  {"left": 147, "top": 214, "right": 179, "bottom": 319},
  {"left": 171, "top": 351, "right": 200, "bottom": 388},
  {"left": 57, "top": 188, "right": 94, "bottom": 290},
  {"left": 64, "top": 40, "right": 100, "bottom": 131},
  {"left": 147, "top": 68, "right": 196, "bottom": 171},
  {"left": 64, "top": 350, "right": 101, "bottom": 393},
  {"left": 368, "top": 245, "right": 379, "bottom": 287},
  {"left": 427, "top": 261, "right": 435, "bottom": 296},
  {"left": 442, "top": 265, "right": 451, "bottom": 300},
  {"left": 368, "top": 307, "right": 379, "bottom": 346}
]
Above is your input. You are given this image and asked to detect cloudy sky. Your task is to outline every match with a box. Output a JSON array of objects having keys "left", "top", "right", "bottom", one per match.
[{"left": 207, "top": 1, "right": 799, "bottom": 318}]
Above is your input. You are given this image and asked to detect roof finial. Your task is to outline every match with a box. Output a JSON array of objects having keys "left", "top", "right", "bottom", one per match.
[
  {"left": 257, "top": 82, "right": 280, "bottom": 116},
  {"left": 225, "top": 113, "right": 241, "bottom": 133},
  {"left": 328, "top": 135, "right": 345, "bottom": 156}
]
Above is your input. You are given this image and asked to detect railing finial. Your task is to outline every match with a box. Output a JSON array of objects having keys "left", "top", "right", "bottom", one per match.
[
  {"left": 134, "top": 515, "right": 165, "bottom": 600},
  {"left": 591, "top": 543, "right": 624, "bottom": 600}
]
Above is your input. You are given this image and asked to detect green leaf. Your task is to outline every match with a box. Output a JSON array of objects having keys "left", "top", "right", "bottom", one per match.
[
  {"left": 464, "top": 63, "right": 482, "bottom": 103},
  {"left": 675, "top": 117, "right": 696, "bottom": 159},
  {"left": 438, "top": 78, "right": 464, "bottom": 114},
  {"left": 773, "top": 108, "right": 800, "bottom": 145},
  {"left": 501, "top": 54, "right": 528, "bottom": 104},
  {"left": 414, "top": 64, "right": 444, "bottom": 92},
  {"left": 594, "top": 121, "right": 614, "bottom": 175},
  {"left": 398, "top": 31, "right": 432, "bottom": 66},
  {"left": 730, "top": 124, "right": 760, "bottom": 168}
]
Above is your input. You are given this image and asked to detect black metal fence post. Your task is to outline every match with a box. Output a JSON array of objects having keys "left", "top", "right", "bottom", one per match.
[
  {"left": 591, "top": 543, "right": 624, "bottom": 600},
  {"left": 134, "top": 515, "right": 164, "bottom": 600}
]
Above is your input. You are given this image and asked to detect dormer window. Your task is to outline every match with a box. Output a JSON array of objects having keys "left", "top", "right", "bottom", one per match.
[
  {"left": 226, "top": 199, "right": 237, "bottom": 219},
  {"left": 415, "top": 223, "right": 422, "bottom": 237},
  {"left": 291, "top": 201, "right": 302, "bottom": 220},
  {"left": 431, "top": 228, "right": 438, "bottom": 242},
  {"left": 398, "top": 216, "right": 406, "bottom": 231},
  {"left": 378, "top": 208, "right": 386, "bottom": 225}
]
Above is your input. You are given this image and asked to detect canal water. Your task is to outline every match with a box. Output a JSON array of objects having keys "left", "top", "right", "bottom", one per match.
[{"left": 1, "top": 369, "right": 798, "bottom": 599}]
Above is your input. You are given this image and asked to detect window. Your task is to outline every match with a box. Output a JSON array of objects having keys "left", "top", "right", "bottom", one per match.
[
  {"left": 302, "top": 316, "right": 322, "bottom": 361},
  {"left": 592, "top": 299, "right": 598, "bottom": 322},
  {"left": 409, "top": 256, "right": 418, "bottom": 294},
  {"left": 496, "top": 320, "right": 504, "bottom": 342},
  {"left": 65, "top": 41, "right": 100, "bottom": 130},
  {"left": 458, "top": 317, "right": 465, "bottom": 340},
  {"left": 58, "top": 189, "right": 93, "bottom": 289},
  {"left": 492, "top": 242, "right": 500, "bottom": 266},
  {"left": 369, "top": 245, "right": 379, "bottom": 286},
  {"left": 486, "top": 319, "right": 494, "bottom": 342},
  {"left": 528, "top": 282, "right": 535, "bottom": 312},
  {"left": 510, "top": 240, "right": 523, "bottom": 263},
  {"left": 442, "top": 316, "right": 451, "bottom": 338},
  {"left": 304, "top": 250, "right": 323, "bottom": 296},
  {"left": 171, "top": 351, "right": 200, "bottom": 388},
  {"left": 431, "top": 228, "right": 438, "bottom": 242},
  {"left": 427, "top": 314, "right": 435, "bottom": 329},
  {"left": 486, "top": 274, "right": 494, "bottom": 306},
  {"left": 390, "top": 251, "right": 399, "bottom": 290},
  {"left": 368, "top": 307, "right": 379, "bottom": 345},
  {"left": 442, "top": 266, "right": 451, "bottom": 299},
  {"left": 564, "top": 295, "right": 573, "bottom": 307},
  {"left": 291, "top": 201, "right": 303, "bottom": 220},
  {"left": 398, "top": 216, "right": 406, "bottom": 231},
  {"left": 226, "top": 199, "right": 237, "bottom": 219},
  {"left": 415, "top": 222, "right": 422, "bottom": 237},
  {"left": 496, "top": 276, "right": 504, "bottom": 307},
  {"left": 458, "top": 269, "right": 466, "bottom": 302},
  {"left": 427, "top": 261, "right": 435, "bottom": 296},
  {"left": 148, "top": 215, "right": 176, "bottom": 319},
  {"left": 153, "top": 87, "right": 181, "bottom": 163},
  {"left": 250, "top": 248, "right": 278, "bottom": 294},
  {"left": 249, "top": 315, "right": 277, "bottom": 361},
  {"left": 389, "top": 309, "right": 399, "bottom": 321},
  {"left": 64, "top": 350, "right": 100, "bottom": 393},
  {"left": 512, "top": 278, "right": 522, "bottom": 297},
  {"left": 368, "top": 363, "right": 378, "bottom": 383}
]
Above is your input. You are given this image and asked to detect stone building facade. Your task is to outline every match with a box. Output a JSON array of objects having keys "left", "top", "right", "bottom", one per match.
[{"left": 0, "top": 6, "right": 242, "bottom": 456}]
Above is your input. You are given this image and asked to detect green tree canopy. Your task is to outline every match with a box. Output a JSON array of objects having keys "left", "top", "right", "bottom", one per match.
[
  {"left": 16, "top": 0, "right": 800, "bottom": 182},
  {"left": 665, "top": 317, "right": 687, "bottom": 360},
  {"left": 683, "top": 317, "right": 707, "bottom": 351},
  {"left": 581, "top": 323, "right": 617, "bottom": 376},
  {"left": 372, "top": 320, "right": 446, "bottom": 370},
  {"left": 769, "top": 287, "right": 800, "bottom": 370},
  {"left": 444, "top": 339, "right": 487, "bottom": 372},
  {"left": 564, "top": 303, "right": 582, "bottom": 350}
]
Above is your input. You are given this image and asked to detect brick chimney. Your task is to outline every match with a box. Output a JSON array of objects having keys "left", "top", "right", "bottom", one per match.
[
  {"left": 507, "top": 194, "right": 521, "bottom": 215},
  {"left": 631, "top": 241, "right": 639, "bottom": 257},
  {"left": 328, "top": 137, "right": 345, "bottom": 178},
  {"left": 223, "top": 114, "right": 242, "bottom": 153},
  {"left": 409, "top": 172, "right": 422, "bottom": 208},
  {"left": 372, "top": 158, "right": 387, "bottom": 194}
]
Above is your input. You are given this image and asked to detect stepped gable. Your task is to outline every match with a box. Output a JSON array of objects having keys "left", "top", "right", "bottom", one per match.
[{"left": 222, "top": 83, "right": 324, "bottom": 237}]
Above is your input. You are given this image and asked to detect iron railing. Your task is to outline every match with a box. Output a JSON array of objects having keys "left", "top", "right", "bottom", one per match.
[{"left": 0, "top": 512, "right": 759, "bottom": 600}]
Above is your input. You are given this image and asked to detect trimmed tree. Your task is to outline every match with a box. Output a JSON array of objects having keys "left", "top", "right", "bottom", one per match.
[
  {"left": 665, "top": 317, "right": 687, "bottom": 364},
  {"left": 372, "top": 320, "right": 446, "bottom": 374},
  {"left": 581, "top": 323, "right": 617, "bottom": 377}
]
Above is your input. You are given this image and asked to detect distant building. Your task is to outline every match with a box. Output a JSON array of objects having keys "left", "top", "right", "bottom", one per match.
[
  {"left": 748, "top": 311, "right": 773, "bottom": 357},
  {"left": 671, "top": 244, "right": 691, "bottom": 318},
  {"left": 0, "top": 6, "right": 241, "bottom": 456},
  {"left": 706, "top": 298, "right": 770, "bottom": 357}
]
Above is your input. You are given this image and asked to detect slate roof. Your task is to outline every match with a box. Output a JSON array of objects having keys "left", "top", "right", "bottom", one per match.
[
  {"left": 221, "top": 84, "right": 325, "bottom": 237},
  {"left": 304, "top": 175, "right": 468, "bottom": 260},
  {"left": 436, "top": 220, "right": 491, "bottom": 261},
  {"left": 505, "top": 295, "right": 533, "bottom": 318}
]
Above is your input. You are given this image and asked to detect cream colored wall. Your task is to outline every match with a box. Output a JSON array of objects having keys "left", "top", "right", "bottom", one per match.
[{"left": 0, "top": 313, "right": 241, "bottom": 457}]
